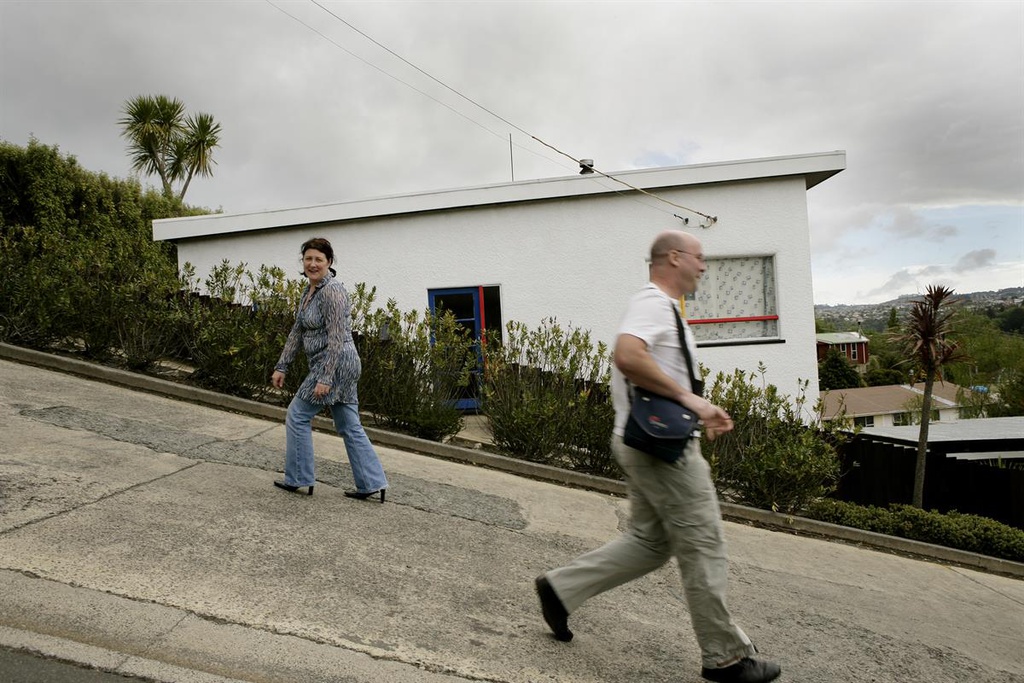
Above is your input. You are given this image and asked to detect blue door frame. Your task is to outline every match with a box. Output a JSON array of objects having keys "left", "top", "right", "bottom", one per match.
[{"left": 428, "top": 287, "right": 483, "bottom": 411}]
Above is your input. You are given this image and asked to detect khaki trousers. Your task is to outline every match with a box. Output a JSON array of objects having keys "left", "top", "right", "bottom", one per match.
[{"left": 545, "top": 436, "right": 756, "bottom": 668}]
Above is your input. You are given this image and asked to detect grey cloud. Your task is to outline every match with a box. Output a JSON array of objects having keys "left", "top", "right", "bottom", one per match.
[
  {"left": 885, "top": 207, "right": 930, "bottom": 239},
  {"left": 919, "top": 265, "right": 948, "bottom": 277},
  {"left": 953, "top": 249, "right": 997, "bottom": 273},
  {"left": 864, "top": 269, "right": 919, "bottom": 299},
  {"left": 881, "top": 208, "right": 960, "bottom": 241}
]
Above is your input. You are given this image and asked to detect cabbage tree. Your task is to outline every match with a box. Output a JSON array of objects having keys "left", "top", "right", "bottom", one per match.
[{"left": 119, "top": 94, "right": 221, "bottom": 202}]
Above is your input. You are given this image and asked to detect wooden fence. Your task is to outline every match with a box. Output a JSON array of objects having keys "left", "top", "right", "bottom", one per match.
[{"left": 834, "top": 435, "right": 1024, "bottom": 529}]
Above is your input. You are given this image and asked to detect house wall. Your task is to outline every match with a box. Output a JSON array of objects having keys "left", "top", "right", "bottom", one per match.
[
  {"left": 168, "top": 175, "right": 820, "bottom": 406},
  {"left": 855, "top": 406, "right": 961, "bottom": 429},
  {"left": 816, "top": 341, "right": 869, "bottom": 366}
]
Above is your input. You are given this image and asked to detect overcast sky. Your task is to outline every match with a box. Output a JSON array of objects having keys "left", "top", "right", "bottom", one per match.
[{"left": 2, "top": 0, "right": 1021, "bottom": 305}]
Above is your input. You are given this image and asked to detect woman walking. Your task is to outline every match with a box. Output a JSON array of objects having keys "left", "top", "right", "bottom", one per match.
[{"left": 271, "top": 237, "right": 388, "bottom": 503}]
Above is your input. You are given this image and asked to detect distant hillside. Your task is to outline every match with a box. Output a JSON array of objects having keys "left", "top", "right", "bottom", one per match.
[{"left": 815, "top": 287, "right": 1024, "bottom": 332}]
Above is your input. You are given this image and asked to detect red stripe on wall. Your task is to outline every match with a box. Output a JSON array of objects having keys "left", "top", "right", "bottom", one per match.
[{"left": 688, "top": 315, "right": 780, "bottom": 325}]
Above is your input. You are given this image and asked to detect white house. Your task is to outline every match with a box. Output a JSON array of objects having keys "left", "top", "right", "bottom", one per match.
[
  {"left": 820, "top": 382, "right": 971, "bottom": 428},
  {"left": 153, "top": 151, "right": 846, "bottom": 407}
]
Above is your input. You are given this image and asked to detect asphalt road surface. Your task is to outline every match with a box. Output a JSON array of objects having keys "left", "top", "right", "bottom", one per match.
[{"left": 0, "top": 646, "right": 146, "bottom": 683}]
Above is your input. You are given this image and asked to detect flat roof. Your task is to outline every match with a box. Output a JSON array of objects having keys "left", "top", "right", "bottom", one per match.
[
  {"left": 817, "top": 332, "right": 869, "bottom": 344},
  {"left": 857, "top": 416, "right": 1024, "bottom": 446},
  {"left": 153, "top": 150, "right": 846, "bottom": 242},
  {"left": 948, "top": 451, "right": 1024, "bottom": 461}
]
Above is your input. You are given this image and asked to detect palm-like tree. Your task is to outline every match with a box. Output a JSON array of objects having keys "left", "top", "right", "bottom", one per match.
[
  {"left": 893, "top": 285, "right": 963, "bottom": 507},
  {"left": 119, "top": 95, "right": 221, "bottom": 202}
]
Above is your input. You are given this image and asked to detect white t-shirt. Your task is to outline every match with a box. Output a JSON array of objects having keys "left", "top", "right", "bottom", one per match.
[{"left": 611, "top": 283, "right": 701, "bottom": 436}]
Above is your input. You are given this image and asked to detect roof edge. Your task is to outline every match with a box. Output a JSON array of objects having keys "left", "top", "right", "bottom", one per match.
[{"left": 153, "top": 150, "right": 847, "bottom": 242}]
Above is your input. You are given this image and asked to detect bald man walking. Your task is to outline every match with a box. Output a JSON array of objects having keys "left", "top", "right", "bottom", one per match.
[{"left": 535, "top": 230, "right": 781, "bottom": 683}]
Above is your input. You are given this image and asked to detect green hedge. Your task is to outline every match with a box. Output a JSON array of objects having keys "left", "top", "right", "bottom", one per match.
[
  {"left": 804, "top": 499, "right": 1024, "bottom": 563},
  {"left": 480, "top": 318, "right": 616, "bottom": 477},
  {"left": 350, "top": 284, "right": 476, "bottom": 442},
  {"left": 702, "top": 364, "right": 848, "bottom": 514},
  {"left": 175, "top": 261, "right": 306, "bottom": 401}
]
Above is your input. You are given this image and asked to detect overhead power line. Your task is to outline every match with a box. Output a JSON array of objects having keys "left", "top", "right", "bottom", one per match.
[
  {"left": 307, "top": 0, "right": 715, "bottom": 223},
  {"left": 271, "top": 0, "right": 717, "bottom": 224},
  {"left": 266, "top": 0, "right": 577, "bottom": 175}
]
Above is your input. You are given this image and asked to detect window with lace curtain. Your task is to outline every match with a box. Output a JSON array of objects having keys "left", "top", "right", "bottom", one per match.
[{"left": 684, "top": 255, "right": 779, "bottom": 343}]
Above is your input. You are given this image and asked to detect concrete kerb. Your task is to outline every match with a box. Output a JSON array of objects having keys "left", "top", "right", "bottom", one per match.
[{"left": 2, "top": 341, "right": 1021, "bottom": 580}]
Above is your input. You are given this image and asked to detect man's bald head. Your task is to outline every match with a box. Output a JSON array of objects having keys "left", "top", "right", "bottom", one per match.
[
  {"left": 647, "top": 230, "right": 705, "bottom": 298},
  {"left": 649, "top": 230, "right": 695, "bottom": 265}
]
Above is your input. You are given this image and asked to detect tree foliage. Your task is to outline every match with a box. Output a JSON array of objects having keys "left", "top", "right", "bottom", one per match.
[
  {"left": 703, "top": 363, "right": 847, "bottom": 514},
  {"left": 985, "top": 370, "right": 1024, "bottom": 417},
  {"left": 862, "top": 330, "right": 908, "bottom": 387},
  {"left": 994, "top": 305, "right": 1024, "bottom": 334},
  {"left": 886, "top": 307, "right": 900, "bottom": 330},
  {"left": 818, "top": 347, "right": 862, "bottom": 390},
  {"left": 119, "top": 94, "right": 222, "bottom": 201},
  {"left": 945, "top": 309, "right": 1024, "bottom": 385},
  {"left": 891, "top": 285, "right": 964, "bottom": 507},
  {"left": 0, "top": 138, "right": 200, "bottom": 357},
  {"left": 175, "top": 261, "right": 306, "bottom": 401},
  {"left": 480, "top": 318, "right": 616, "bottom": 476},
  {"left": 350, "top": 284, "right": 477, "bottom": 442}
]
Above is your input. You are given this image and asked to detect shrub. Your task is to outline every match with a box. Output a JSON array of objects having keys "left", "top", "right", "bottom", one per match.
[
  {"left": 481, "top": 318, "right": 616, "bottom": 477},
  {"left": 351, "top": 284, "right": 475, "bottom": 442},
  {"left": 804, "top": 499, "right": 1024, "bottom": 563},
  {"left": 113, "top": 266, "right": 188, "bottom": 370},
  {"left": 702, "top": 363, "right": 847, "bottom": 513},
  {"left": 175, "top": 261, "right": 305, "bottom": 401},
  {"left": 0, "top": 138, "right": 197, "bottom": 359}
]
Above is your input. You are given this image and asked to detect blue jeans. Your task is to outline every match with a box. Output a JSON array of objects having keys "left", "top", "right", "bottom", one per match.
[{"left": 283, "top": 395, "right": 389, "bottom": 493}]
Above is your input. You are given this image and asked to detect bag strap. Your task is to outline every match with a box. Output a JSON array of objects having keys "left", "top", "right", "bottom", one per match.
[
  {"left": 626, "top": 296, "right": 704, "bottom": 401},
  {"left": 670, "top": 301, "right": 703, "bottom": 398}
]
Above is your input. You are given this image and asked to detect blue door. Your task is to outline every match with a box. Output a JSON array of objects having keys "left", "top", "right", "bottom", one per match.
[{"left": 428, "top": 287, "right": 482, "bottom": 411}]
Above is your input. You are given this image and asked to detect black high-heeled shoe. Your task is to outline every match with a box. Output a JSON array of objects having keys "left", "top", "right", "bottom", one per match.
[
  {"left": 343, "top": 488, "right": 386, "bottom": 504},
  {"left": 274, "top": 480, "right": 314, "bottom": 496}
]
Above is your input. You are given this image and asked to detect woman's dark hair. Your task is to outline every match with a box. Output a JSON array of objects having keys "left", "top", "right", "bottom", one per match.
[{"left": 300, "top": 237, "right": 337, "bottom": 276}]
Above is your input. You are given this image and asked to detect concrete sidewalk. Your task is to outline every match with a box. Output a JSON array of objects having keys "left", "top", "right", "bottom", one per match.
[{"left": 1, "top": 357, "right": 1022, "bottom": 683}]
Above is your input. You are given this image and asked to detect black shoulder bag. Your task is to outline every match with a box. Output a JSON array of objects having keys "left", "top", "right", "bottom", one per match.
[{"left": 622, "top": 303, "right": 704, "bottom": 463}]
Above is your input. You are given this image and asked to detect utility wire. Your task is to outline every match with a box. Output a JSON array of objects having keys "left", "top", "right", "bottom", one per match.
[
  {"left": 309, "top": 0, "right": 716, "bottom": 223},
  {"left": 311, "top": 0, "right": 530, "bottom": 140},
  {"left": 267, "top": 0, "right": 578, "bottom": 175},
  {"left": 529, "top": 137, "right": 717, "bottom": 224},
  {"left": 265, "top": 2, "right": 515, "bottom": 147},
  {"left": 274, "top": 0, "right": 716, "bottom": 223}
]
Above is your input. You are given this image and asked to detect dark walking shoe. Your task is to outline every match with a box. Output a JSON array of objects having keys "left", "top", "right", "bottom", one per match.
[
  {"left": 273, "top": 480, "right": 314, "bottom": 496},
  {"left": 701, "top": 657, "right": 781, "bottom": 683},
  {"left": 343, "top": 489, "right": 386, "bottom": 504},
  {"left": 534, "top": 575, "right": 573, "bottom": 642}
]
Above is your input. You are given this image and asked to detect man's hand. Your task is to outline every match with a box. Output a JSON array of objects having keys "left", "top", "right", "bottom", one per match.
[
  {"left": 685, "top": 396, "right": 734, "bottom": 441},
  {"left": 271, "top": 370, "right": 285, "bottom": 389},
  {"left": 313, "top": 382, "right": 331, "bottom": 399}
]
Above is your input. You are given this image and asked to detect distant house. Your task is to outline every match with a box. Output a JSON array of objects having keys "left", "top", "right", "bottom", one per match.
[
  {"left": 820, "top": 382, "right": 972, "bottom": 428},
  {"left": 816, "top": 332, "right": 870, "bottom": 371}
]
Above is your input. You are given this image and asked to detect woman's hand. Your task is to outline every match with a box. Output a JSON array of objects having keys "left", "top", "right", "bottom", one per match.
[
  {"left": 271, "top": 370, "right": 285, "bottom": 389},
  {"left": 313, "top": 382, "right": 331, "bottom": 399}
]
